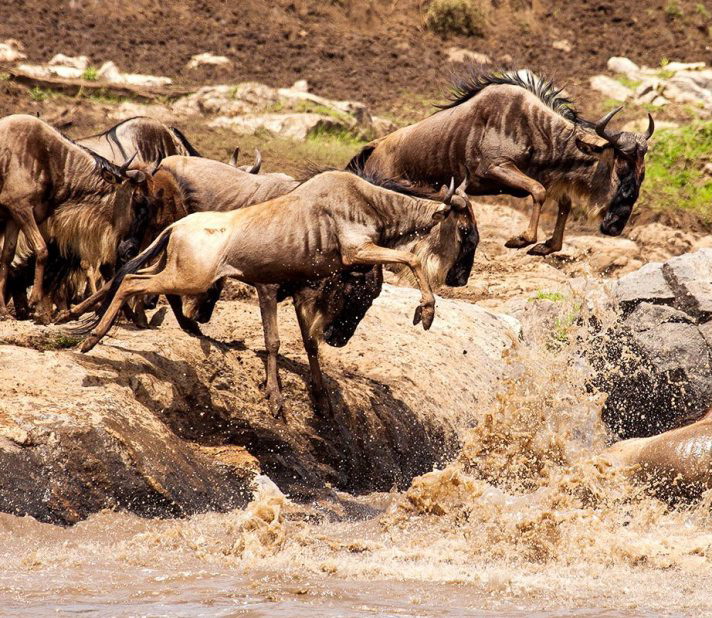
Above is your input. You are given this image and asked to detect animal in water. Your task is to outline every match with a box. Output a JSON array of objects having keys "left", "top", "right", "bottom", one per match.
[
  {"left": 350, "top": 68, "right": 654, "bottom": 256},
  {"left": 78, "top": 171, "right": 471, "bottom": 417},
  {"left": 0, "top": 114, "right": 148, "bottom": 322},
  {"left": 605, "top": 406, "right": 712, "bottom": 502}
]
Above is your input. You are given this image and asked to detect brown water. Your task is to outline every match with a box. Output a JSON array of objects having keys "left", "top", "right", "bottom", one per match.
[{"left": 3, "top": 300, "right": 712, "bottom": 617}]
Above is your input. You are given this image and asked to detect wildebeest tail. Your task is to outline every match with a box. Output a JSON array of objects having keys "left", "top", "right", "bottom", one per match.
[
  {"left": 72, "top": 228, "right": 173, "bottom": 334},
  {"left": 170, "top": 127, "right": 202, "bottom": 157},
  {"left": 345, "top": 144, "right": 375, "bottom": 174}
]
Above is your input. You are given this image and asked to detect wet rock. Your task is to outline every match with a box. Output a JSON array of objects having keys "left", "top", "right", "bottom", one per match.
[
  {"left": 0, "top": 287, "right": 518, "bottom": 524},
  {"left": 614, "top": 262, "right": 675, "bottom": 310},
  {"left": 590, "top": 75, "right": 632, "bottom": 101},
  {"left": 593, "top": 251, "right": 712, "bottom": 439}
]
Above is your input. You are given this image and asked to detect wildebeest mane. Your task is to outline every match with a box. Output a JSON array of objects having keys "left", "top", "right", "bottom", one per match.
[
  {"left": 440, "top": 67, "right": 586, "bottom": 125},
  {"left": 170, "top": 127, "right": 203, "bottom": 157},
  {"left": 301, "top": 161, "right": 434, "bottom": 200}
]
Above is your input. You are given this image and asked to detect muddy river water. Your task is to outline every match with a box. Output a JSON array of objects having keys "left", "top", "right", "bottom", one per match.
[{"left": 3, "top": 315, "right": 712, "bottom": 617}]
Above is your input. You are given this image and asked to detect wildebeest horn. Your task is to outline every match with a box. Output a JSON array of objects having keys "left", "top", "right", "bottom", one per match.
[
  {"left": 442, "top": 177, "right": 456, "bottom": 205},
  {"left": 595, "top": 106, "right": 623, "bottom": 145},
  {"left": 248, "top": 149, "right": 262, "bottom": 174},
  {"left": 643, "top": 113, "right": 655, "bottom": 140},
  {"left": 229, "top": 147, "right": 240, "bottom": 167},
  {"left": 119, "top": 152, "right": 138, "bottom": 175}
]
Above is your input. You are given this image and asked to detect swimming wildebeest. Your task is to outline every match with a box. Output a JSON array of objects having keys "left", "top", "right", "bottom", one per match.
[
  {"left": 78, "top": 171, "right": 471, "bottom": 416},
  {"left": 0, "top": 114, "right": 150, "bottom": 321},
  {"left": 350, "top": 68, "right": 654, "bottom": 255}
]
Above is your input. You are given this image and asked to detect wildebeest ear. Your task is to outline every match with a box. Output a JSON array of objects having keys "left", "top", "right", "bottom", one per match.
[
  {"left": 575, "top": 134, "right": 606, "bottom": 156},
  {"left": 432, "top": 204, "right": 449, "bottom": 222},
  {"left": 126, "top": 169, "right": 147, "bottom": 185}
]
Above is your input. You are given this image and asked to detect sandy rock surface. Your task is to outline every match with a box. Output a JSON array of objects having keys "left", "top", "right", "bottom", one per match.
[{"left": 0, "top": 285, "right": 518, "bottom": 524}]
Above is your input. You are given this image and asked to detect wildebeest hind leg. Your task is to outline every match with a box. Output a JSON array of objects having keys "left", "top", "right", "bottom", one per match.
[
  {"left": 294, "top": 292, "right": 332, "bottom": 417},
  {"left": 256, "top": 284, "right": 284, "bottom": 419},
  {"left": 484, "top": 162, "right": 546, "bottom": 249},
  {"left": 0, "top": 220, "right": 19, "bottom": 318}
]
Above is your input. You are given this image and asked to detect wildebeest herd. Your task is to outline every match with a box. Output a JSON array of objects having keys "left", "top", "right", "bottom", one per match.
[{"left": 0, "top": 68, "right": 654, "bottom": 417}]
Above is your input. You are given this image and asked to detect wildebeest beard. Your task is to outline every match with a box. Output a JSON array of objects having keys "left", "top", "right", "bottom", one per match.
[
  {"left": 600, "top": 167, "right": 641, "bottom": 236},
  {"left": 445, "top": 222, "right": 479, "bottom": 287}
]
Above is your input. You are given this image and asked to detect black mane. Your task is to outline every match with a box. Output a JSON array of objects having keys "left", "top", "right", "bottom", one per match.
[
  {"left": 440, "top": 67, "right": 587, "bottom": 125},
  {"left": 302, "top": 162, "right": 434, "bottom": 200}
]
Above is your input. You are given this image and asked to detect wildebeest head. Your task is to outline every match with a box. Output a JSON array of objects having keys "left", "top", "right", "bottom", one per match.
[
  {"left": 575, "top": 108, "right": 654, "bottom": 237},
  {"left": 392, "top": 176, "right": 479, "bottom": 289}
]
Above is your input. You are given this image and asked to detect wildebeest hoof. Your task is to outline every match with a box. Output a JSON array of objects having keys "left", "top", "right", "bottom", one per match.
[
  {"left": 180, "top": 319, "right": 203, "bottom": 337},
  {"left": 413, "top": 303, "right": 435, "bottom": 330},
  {"left": 266, "top": 390, "right": 285, "bottom": 419},
  {"left": 148, "top": 307, "right": 168, "bottom": 328},
  {"left": 527, "top": 242, "right": 557, "bottom": 256},
  {"left": 80, "top": 335, "right": 99, "bottom": 353},
  {"left": 505, "top": 235, "right": 535, "bottom": 249},
  {"left": 54, "top": 309, "right": 73, "bottom": 324}
]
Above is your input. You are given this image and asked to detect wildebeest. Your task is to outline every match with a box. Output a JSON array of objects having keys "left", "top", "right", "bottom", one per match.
[
  {"left": 0, "top": 114, "right": 148, "bottom": 321},
  {"left": 350, "top": 68, "right": 654, "bottom": 256},
  {"left": 76, "top": 116, "right": 202, "bottom": 164},
  {"left": 79, "top": 171, "right": 471, "bottom": 416}
]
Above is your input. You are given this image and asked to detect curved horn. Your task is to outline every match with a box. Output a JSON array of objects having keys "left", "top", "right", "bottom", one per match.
[
  {"left": 442, "top": 177, "right": 456, "bottom": 205},
  {"left": 229, "top": 147, "right": 240, "bottom": 167},
  {"left": 248, "top": 149, "right": 262, "bottom": 174},
  {"left": 119, "top": 152, "right": 138, "bottom": 175},
  {"left": 595, "top": 106, "right": 623, "bottom": 144},
  {"left": 643, "top": 113, "right": 655, "bottom": 140}
]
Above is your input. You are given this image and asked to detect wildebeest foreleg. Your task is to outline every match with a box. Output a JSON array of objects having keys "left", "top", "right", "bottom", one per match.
[
  {"left": 343, "top": 242, "right": 436, "bottom": 330},
  {"left": 14, "top": 208, "right": 52, "bottom": 322},
  {"left": 528, "top": 195, "right": 572, "bottom": 256},
  {"left": 484, "top": 162, "right": 546, "bottom": 249},
  {"left": 0, "top": 220, "right": 19, "bottom": 318},
  {"left": 256, "top": 284, "right": 284, "bottom": 418},
  {"left": 166, "top": 294, "right": 202, "bottom": 336},
  {"left": 293, "top": 294, "right": 332, "bottom": 417}
]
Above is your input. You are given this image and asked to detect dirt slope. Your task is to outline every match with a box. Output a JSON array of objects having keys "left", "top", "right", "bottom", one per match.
[{"left": 1, "top": 0, "right": 710, "bottom": 113}]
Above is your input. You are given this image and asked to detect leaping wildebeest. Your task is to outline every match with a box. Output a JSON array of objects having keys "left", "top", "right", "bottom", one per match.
[
  {"left": 0, "top": 114, "right": 149, "bottom": 321},
  {"left": 351, "top": 68, "right": 654, "bottom": 255},
  {"left": 78, "top": 170, "right": 471, "bottom": 416}
]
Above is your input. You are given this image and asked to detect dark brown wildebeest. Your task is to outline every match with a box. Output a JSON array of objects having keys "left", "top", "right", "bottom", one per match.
[
  {"left": 350, "top": 68, "right": 654, "bottom": 256},
  {"left": 77, "top": 116, "right": 202, "bottom": 164},
  {"left": 78, "top": 171, "right": 471, "bottom": 417},
  {"left": 0, "top": 114, "right": 149, "bottom": 321}
]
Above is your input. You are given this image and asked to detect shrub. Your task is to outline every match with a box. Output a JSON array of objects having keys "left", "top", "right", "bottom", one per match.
[
  {"left": 425, "top": 0, "right": 486, "bottom": 37},
  {"left": 81, "top": 66, "right": 99, "bottom": 81}
]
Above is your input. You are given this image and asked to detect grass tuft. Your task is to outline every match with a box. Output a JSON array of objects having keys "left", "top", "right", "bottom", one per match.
[{"left": 425, "top": 0, "right": 486, "bottom": 37}]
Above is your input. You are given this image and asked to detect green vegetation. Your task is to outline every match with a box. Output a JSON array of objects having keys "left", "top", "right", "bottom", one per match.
[
  {"left": 425, "top": 0, "right": 486, "bottom": 37},
  {"left": 640, "top": 121, "right": 712, "bottom": 222},
  {"left": 551, "top": 302, "right": 583, "bottom": 347},
  {"left": 81, "top": 66, "right": 99, "bottom": 81},
  {"left": 83, "top": 88, "right": 130, "bottom": 105},
  {"left": 664, "top": 1, "right": 683, "bottom": 18},
  {"left": 602, "top": 97, "right": 625, "bottom": 111},
  {"left": 33, "top": 333, "right": 82, "bottom": 351},
  {"left": 529, "top": 291, "right": 565, "bottom": 302},
  {"left": 268, "top": 99, "right": 351, "bottom": 124},
  {"left": 696, "top": 2, "right": 711, "bottom": 18},
  {"left": 615, "top": 75, "right": 642, "bottom": 90},
  {"left": 28, "top": 86, "right": 54, "bottom": 102}
]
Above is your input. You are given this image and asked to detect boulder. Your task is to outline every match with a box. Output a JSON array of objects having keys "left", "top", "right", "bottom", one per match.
[
  {"left": 445, "top": 47, "right": 491, "bottom": 64},
  {"left": 593, "top": 251, "right": 712, "bottom": 439},
  {"left": 186, "top": 53, "right": 232, "bottom": 70},
  {"left": 96, "top": 61, "right": 173, "bottom": 87},
  {"left": 607, "top": 56, "right": 640, "bottom": 78},
  {"left": 210, "top": 112, "right": 347, "bottom": 141},
  {"left": 0, "top": 39, "right": 25, "bottom": 63},
  {"left": 589, "top": 75, "right": 632, "bottom": 101},
  {"left": 551, "top": 39, "right": 572, "bottom": 53},
  {"left": 0, "top": 286, "right": 518, "bottom": 525},
  {"left": 48, "top": 54, "right": 89, "bottom": 71}
]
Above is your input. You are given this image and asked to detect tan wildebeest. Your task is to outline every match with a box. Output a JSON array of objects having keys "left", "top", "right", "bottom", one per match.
[
  {"left": 78, "top": 171, "right": 470, "bottom": 416},
  {"left": 350, "top": 68, "right": 654, "bottom": 256},
  {"left": 0, "top": 114, "right": 148, "bottom": 321}
]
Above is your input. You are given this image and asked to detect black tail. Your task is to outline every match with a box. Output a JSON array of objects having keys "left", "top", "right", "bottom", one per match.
[
  {"left": 73, "top": 228, "right": 172, "bottom": 334},
  {"left": 170, "top": 127, "right": 202, "bottom": 157}
]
